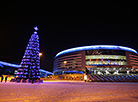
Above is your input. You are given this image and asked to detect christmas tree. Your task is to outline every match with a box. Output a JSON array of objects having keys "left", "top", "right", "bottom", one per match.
[{"left": 17, "top": 26, "right": 40, "bottom": 79}]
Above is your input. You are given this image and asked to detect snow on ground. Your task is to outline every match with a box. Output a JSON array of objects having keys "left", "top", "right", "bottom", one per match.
[{"left": 0, "top": 81, "right": 138, "bottom": 102}]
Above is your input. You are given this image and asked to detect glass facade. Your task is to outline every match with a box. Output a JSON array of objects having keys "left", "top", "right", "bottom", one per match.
[
  {"left": 86, "top": 50, "right": 126, "bottom": 55},
  {"left": 85, "top": 50, "right": 127, "bottom": 66},
  {"left": 86, "top": 55, "right": 126, "bottom": 60}
]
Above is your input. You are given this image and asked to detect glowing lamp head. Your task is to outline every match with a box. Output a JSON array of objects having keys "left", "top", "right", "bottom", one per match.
[
  {"left": 39, "top": 53, "right": 42, "bottom": 57},
  {"left": 64, "top": 61, "right": 67, "bottom": 64}
]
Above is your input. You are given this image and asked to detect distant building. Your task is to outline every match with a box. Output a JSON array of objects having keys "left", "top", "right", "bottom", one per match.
[
  {"left": 0, "top": 61, "right": 53, "bottom": 77},
  {"left": 0, "top": 61, "right": 19, "bottom": 75},
  {"left": 53, "top": 45, "right": 138, "bottom": 75}
]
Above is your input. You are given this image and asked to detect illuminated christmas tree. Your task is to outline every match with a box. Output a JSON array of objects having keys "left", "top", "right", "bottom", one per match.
[{"left": 17, "top": 26, "right": 40, "bottom": 79}]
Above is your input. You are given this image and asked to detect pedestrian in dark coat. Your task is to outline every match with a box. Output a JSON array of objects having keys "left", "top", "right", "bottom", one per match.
[
  {"left": 5, "top": 76, "right": 8, "bottom": 83},
  {"left": 32, "top": 77, "right": 35, "bottom": 84},
  {"left": 1, "top": 75, "right": 3, "bottom": 82}
]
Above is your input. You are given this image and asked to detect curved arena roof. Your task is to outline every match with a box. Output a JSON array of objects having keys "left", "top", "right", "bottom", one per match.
[{"left": 55, "top": 45, "right": 137, "bottom": 58}]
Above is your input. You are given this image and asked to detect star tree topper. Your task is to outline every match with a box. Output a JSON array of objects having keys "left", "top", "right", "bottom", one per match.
[{"left": 34, "top": 26, "right": 39, "bottom": 31}]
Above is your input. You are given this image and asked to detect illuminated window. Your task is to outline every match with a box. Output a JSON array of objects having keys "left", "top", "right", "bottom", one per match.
[
  {"left": 86, "top": 61, "right": 127, "bottom": 65},
  {"left": 86, "top": 55, "right": 126, "bottom": 60},
  {"left": 86, "top": 55, "right": 127, "bottom": 66}
]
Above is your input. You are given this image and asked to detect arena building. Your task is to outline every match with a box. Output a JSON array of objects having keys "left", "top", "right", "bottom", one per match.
[{"left": 53, "top": 45, "right": 138, "bottom": 75}]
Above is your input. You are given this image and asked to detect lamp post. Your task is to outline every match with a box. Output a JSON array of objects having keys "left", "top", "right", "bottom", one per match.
[
  {"left": 39, "top": 53, "right": 42, "bottom": 68},
  {"left": 64, "top": 61, "right": 67, "bottom": 68},
  {"left": 63, "top": 61, "right": 67, "bottom": 74}
]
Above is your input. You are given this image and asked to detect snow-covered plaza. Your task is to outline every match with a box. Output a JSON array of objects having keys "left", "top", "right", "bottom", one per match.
[{"left": 0, "top": 81, "right": 138, "bottom": 102}]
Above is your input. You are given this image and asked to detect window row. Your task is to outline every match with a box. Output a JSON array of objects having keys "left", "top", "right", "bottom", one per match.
[
  {"left": 86, "top": 55, "right": 126, "bottom": 60},
  {"left": 86, "top": 61, "right": 127, "bottom": 66}
]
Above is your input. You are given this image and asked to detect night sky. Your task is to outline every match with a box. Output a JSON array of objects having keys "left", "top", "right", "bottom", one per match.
[{"left": 0, "top": 1, "right": 138, "bottom": 72}]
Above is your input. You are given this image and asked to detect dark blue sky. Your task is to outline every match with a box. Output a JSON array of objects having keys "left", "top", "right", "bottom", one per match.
[{"left": 0, "top": 1, "right": 138, "bottom": 72}]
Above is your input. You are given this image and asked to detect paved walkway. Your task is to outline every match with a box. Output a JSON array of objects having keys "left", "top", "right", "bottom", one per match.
[{"left": 0, "top": 81, "right": 138, "bottom": 102}]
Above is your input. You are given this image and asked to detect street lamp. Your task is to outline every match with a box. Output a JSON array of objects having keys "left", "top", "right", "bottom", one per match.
[
  {"left": 39, "top": 53, "right": 42, "bottom": 76},
  {"left": 63, "top": 61, "right": 67, "bottom": 74}
]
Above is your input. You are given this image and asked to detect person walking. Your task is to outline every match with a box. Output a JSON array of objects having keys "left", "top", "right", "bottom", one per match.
[
  {"left": 1, "top": 75, "right": 3, "bottom": 82},
  {"left": 5, "top": 76, "right": 8, "bottom": 83},
  {"left": 32, "top": 77, "right": 35, "bottom": 84}
]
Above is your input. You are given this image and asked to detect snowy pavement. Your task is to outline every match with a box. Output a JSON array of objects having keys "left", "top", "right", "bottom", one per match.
[{"left": 0, "top": 81, "right": 138, "bottom": 102}]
